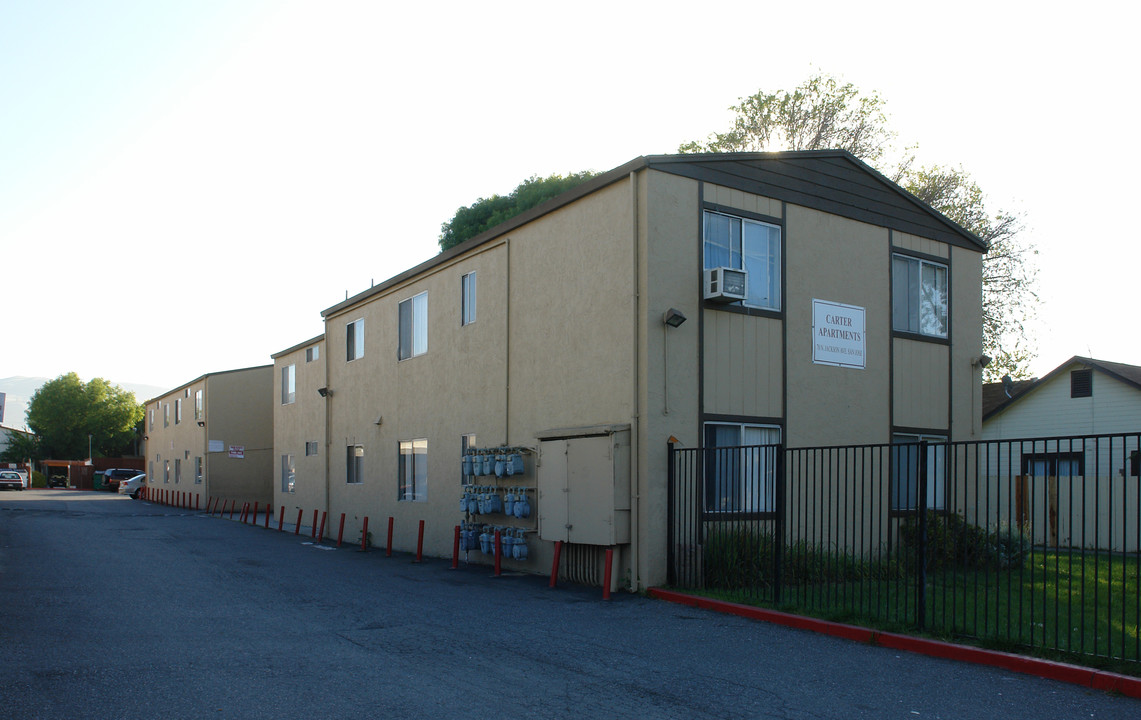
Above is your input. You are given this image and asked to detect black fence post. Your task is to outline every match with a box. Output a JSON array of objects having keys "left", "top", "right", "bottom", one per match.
[
  {"left": 916, "top": 441, "right": 928, "bottom": 630},
  {"left": 774, "top": 444, "right": 785, "bottom": 605},
  {"left": 667, "top": 440, "right": 676, "bottom": 586}
]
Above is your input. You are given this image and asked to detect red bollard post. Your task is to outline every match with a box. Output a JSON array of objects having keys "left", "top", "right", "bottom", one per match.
[
  {"left": 252, "top": 502, "right": 259, "bottom": 525},
  {"left": 241, "top": 503, "right": 249, "bottom": 524},
  {"left": 415, "top": 519, "right": 425, "bottom": 563},
  {"left": 229, "top": 500, "right": 237, "bottom": 520},
  {"left": 294, "top": 508, "right": 303, "bottom": 535},
  {"left": 265, "top": 505, "right": 271, "bottom": 529},
  {"left": 602, "top": 548, "right": 614, "bottom": 600},
  {"left": 361, "top": 516, "right": 370, "bottom": 551},
  {"left": 336, "top": 513, "right": 345, "bottom": 547},
  {"left": 317, "top": 511, "right": 327, "bottom": 543},
  {"left": 494, "top": 530, "right": 502, "bottom": 577},
  {"left": 220, "top": 499, "right": 227, "bottom": 517},
  {"left": 451, "top": 525, "right": 460, "bottom": 570},
  {"left": 311, "top": 509, "right": 318, "bottom": 539},
  {"left": 385, "top": 517, "right": 393, "bottom": 557},
  {"left": 277, "top": 505, "right": 286, "bottom": 532},
  {"left": 549, "top": 540, "right": 563, "bottom": 588}
]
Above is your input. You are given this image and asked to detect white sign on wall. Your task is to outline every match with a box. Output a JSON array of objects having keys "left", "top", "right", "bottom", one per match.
[
  {"left": 208, "top": 440, "right": 224, "bottom": 453},
  {"left": 228, "top": 445, "right": 245, "bottom": 459},
  {"left": 812, "top": 299, "right": 866, "bottom": 369}
]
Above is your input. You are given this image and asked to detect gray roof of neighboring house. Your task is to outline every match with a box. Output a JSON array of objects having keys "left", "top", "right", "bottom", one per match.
[
  {"left": 982, "top": 356, "right": 1141, "bottom": 421},
  {"left": 322, "top": 150, "right": 987, "bottom": 319}
]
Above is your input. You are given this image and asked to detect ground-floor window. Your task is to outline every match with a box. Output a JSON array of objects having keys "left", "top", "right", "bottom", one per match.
[
  {"left": 346, "top": 445, "right": 363, "bottom": 484},
  {"left": 891, "top": 433, "right": 947, "bottom": 511},
  {"left": 703, "top": 422, "right": 780, "bottom": 513},
  {"left": 399, "top": 438, "right": 427, "bottom": 501},
  {"left": 282, "top": 454, "right": 295, "bottom": 493},
  {"left": 195, "top": 457, "right": 203, "bottom": 484}
]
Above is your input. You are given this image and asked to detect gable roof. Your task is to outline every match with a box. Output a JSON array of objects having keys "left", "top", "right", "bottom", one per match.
[
  {"left": 323, "top": 151, "right": 985, "bottom": 318},
  {"left": 983, "top": 356, "right": 1141, "bottom": 421}
]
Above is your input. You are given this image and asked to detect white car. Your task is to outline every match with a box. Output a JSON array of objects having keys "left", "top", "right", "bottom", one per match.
[
  {"left": 0, "top": 470, "right": 26, "bottom": 490},
  {"left": 117, "top": 473, "right": 147, "bottom": 499}
]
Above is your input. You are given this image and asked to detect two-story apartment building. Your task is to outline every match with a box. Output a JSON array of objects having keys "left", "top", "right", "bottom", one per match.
[
  {"left": 271, "top": 336, "right": 327, "bottom": 523},
  {"left": 286, "top": 151, "right": 985, "bottom": 590},
  {"left": 144, "top": 366, "right": 274, "bottom": 509}
]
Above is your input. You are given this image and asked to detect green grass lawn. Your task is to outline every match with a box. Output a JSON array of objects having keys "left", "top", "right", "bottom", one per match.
[{"left": 690, "top": 548, "right": 1140, "bottom": 674}]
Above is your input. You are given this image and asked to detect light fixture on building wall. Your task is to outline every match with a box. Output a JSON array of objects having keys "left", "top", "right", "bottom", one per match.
[
  {"left": 197, "top": 420, "right": 205, "bottom": 427},
  {"left": 971, "top": 355, "right": 992, "bottom": 369},
  {"left": 662, "top": 308, "right": 687, "bottom": 328},
  {"left": 317, "top": 387, "right": 331, "bottom": 398}
]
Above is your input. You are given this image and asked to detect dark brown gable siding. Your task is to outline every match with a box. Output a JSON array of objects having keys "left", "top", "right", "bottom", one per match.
[{"left": 646, "top": 153, "right": 985, "bottom": 252}]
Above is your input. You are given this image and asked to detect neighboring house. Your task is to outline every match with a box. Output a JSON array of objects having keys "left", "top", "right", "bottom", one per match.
[
  {"left": 0, "top": 424, "right": 34, "bottom": 458},
  {"left": 982, "top": 356, "right": 1141, "bottom": 551},
  {"left": 271, "top": 335, "right": 327, "bottom": 523},
  {"left": 144, "top": 366, "right": 273, "bottom": 508},
  {"left": 303, "top": 150, "right": 985, "bottom": 590}
]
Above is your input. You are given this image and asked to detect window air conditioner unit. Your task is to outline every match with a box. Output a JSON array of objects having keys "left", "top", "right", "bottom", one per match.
[{"left": 703, "top": 267, "right": 748, "bottom": 302}]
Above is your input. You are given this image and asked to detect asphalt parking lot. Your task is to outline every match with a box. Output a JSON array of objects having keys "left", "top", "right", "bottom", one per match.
[{"left": 2, "top": 489, "right": 1138, "bottom": 719}]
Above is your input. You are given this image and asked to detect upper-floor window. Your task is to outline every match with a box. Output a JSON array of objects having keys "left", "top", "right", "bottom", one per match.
[
  {"left": 703, "top": 210, "right": 781, "bottom": 311},
  {"left": 461, "top": 272, "right": 477, "bottom": 326},
  {"left": 163, "top": 403, "right": 169, "bottom": 428},
  {"left": 398, "top": 292, "right": 428, "bottom": 360},
  {"left": 346, "top": 319, "right": 364, "bottom": 361},
  {"left": 281, "top": 364, "right": 296, "bottom": 405},
  {"left": 194, "top": 390, "right": 203, "bottom": 420},
  {"left": 306, "top": 345, "right": 320, "bottom": 363},
  {"left": 892, "top": 254, "right": 948, "bottom": 338},
  {"left": 148, "top": 408, "right": 154, "bottom": 430},
  {"left": 175, "top": 398, "right": 182, "bottom": 424}
]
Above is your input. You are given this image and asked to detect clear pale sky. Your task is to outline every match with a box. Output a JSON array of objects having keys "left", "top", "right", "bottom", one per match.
[{"left": 3, "top": 0, "right": 1138, "bottom": 391}]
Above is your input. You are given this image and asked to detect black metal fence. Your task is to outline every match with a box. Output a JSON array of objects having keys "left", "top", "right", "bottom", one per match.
[{"left": 668, "top": 433, "right": 1141, "bottom": 664}]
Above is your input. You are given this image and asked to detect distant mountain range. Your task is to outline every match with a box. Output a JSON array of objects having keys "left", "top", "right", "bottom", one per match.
[{"left": 0, "top": 376, "right": 167, "bottom": 430}]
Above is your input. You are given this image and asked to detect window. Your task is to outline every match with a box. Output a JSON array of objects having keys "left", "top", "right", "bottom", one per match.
[
  {"left": 346, "top": 319, "right": 364, "bottom": 361},
  {"left": 703, "top": 423, "right": 780, "bottom": 513},
  {"left": 163, "top": 403, "right": 169, "bottom": 428},
  {"left": 149, "top": 460, "right": 154, "bottom": 481},
  {"left": 346, "top": 444, "right": 364, "bottom": 484},
  {"left": 195, "top": 457, "right": 203, "bottom": 484},
  {"left": 891, "top": 433, "right": 947, "bottom": 511},
  {"left": 305, "top": 441, "right": 319, "bottom": 457},
  {"left": 461, "top": 434, "right": 476, "bottom": 486},
  {"left": 282, "top": 454, "right": 295, "bottom": 493},
  {"left": 306, "top": 345, "right": 320, "bottom": 363},
  {"left": 398, "top": 292, "right": 428, "bottom": 360},
  {"left": 399, "top": 438, "right": 428, "bottom": 501},
  {"left": 703, "top": 210, "right": 781, "bottom": 310},
  {"left": 148, "top": 409, "right": 154, "bottom": 431},
  {"left": 175, "top": 398, "right": 182, "bottom": 424},
  {"left": 174, "top": 458, "right": 181, "bottom": 484},
  {"left": 1022, "top": 452, "right": 1084, "bottom": 477},
  {"left": 1071, "top": 369, "right": 1092, "bottom": 398},
  {"left": 461, "top": 272, "right": 477, "bottom": 326},
  {"left": 163, "top": 460, "right": 170, "bottom": 483},
  {"left": 281, "top": 364, "right": 296, "bottom": 405},
  {"left": 194, "top": 390, "right": 203, "bottom": 420},
  {"left": 892, "top": 254, "right": 948, "bottom": 338}
]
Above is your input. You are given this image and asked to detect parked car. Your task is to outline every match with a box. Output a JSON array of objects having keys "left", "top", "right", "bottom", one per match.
[
  {"left": 101, "top": 468, "right": 142, "bottom": 491},
  {"left": 117, "top": 473, "right": 147, "bottom": 499},
  {"left": 0, "top": 470, "right": 24, "bottom": 490},
  {"left": 48, "top": 475, "right": 67, "bottom": 488}
]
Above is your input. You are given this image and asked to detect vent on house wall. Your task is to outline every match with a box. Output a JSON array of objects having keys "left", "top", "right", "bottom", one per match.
[{"left": 1070, "top": 369, "right": 1092, "bottom": 398}]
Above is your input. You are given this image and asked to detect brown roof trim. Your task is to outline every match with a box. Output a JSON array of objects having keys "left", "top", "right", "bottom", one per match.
[
  {"left": 321, "top": 150, "right": 986, "bottom": 318},
  {"left": 271, "top": 334, "right": 326, "bottom": 360}
]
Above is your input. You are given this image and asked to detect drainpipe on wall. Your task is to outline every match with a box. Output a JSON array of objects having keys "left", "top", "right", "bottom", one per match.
[{"left": 629, "top": 170, "right": 641, "bottom": 592}]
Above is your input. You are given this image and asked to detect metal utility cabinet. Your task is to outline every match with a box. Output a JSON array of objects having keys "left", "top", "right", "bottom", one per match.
[{"left": 536, "top": 425, "right": 631, "bottom": 545}]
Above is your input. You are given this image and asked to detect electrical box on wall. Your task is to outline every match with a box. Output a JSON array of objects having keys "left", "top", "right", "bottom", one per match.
[{"left": 536, "top": 425, "right": 631, "bottom": 545}]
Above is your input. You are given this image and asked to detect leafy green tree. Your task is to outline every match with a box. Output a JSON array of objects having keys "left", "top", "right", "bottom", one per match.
[
  {"left": 25, "top": 373, "right": 144, "bottom": 459},
  {"left": 439, "top": 171, "right": 598, "bottom": 251},
  {"left": 680, "top": 74, "right": 1038, "bottom": 380},
  {"left": 0, "top": 430, "right": 41, "bottom": 464}
]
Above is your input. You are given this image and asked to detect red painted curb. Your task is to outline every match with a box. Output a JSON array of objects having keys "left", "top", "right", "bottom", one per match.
[{"left": 648, "top": 589, "right": 1141, "bottom": 699}]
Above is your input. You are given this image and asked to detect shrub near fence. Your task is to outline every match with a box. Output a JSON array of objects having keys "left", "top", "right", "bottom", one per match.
[{"left": 669, "top": 434, "right": 1141, "bottom": 666}]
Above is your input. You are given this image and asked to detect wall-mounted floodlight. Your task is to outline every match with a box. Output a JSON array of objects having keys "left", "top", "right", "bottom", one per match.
[
  {"left": 317, "top": 387, "right": 331, "bottom": 398},
  {"left": 971, "top": 355, "right": 992, "bottom": 369},
  {"left": 196, "top": 420, "right": 205, "bottom": 428},
  {"left": 662, "top": 308, "right": 687, "bottom": 328}
]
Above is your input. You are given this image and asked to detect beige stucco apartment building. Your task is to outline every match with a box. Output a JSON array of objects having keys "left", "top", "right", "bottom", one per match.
[
  {"left": 271, "top": 336, "right": 327, "bottom": 524},
  {"left": 281, "top": 151, "right": 986, "bottom": 590},
  {"left": 144, "top": 365, "right": 273, "bottom": 509}
]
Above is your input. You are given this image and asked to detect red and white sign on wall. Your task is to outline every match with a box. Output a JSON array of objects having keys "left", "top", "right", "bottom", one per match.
[{"left": 228, "top": 445, "right": 245, "bottom": 459}]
